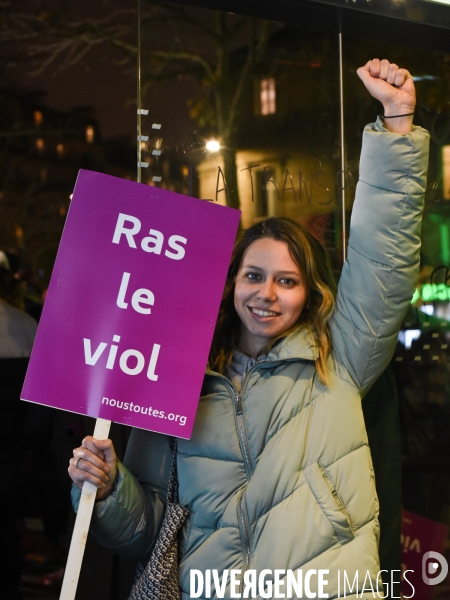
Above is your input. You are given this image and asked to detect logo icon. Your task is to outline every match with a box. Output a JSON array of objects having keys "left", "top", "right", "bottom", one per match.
[{"left": 422, "top": 551, "right": 448, "bottom": 585}]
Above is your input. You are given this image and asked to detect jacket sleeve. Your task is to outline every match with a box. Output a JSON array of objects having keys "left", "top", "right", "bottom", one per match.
[
  {"left": 71, "top": 429, "right": 172, "bottom": 563},
  {"left": 330, "top": 118, "right": 429, "bottom": 397}
]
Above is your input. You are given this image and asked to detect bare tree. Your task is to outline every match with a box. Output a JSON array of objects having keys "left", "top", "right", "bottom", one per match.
[{"left": 1, "top": 0, "right": 276, "bottom": 209}]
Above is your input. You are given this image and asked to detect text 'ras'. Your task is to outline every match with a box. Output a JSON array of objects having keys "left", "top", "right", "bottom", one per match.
[{"left": 112, "top": 212, "right": 187, "bottom": 260}]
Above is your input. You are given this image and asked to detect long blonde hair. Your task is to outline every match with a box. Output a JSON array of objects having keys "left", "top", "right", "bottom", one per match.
[{"left": 209, "top": 217, "right": 337, "bottom": 385}]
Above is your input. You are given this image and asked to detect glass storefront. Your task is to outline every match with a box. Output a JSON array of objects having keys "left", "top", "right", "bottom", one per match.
[
  {"left": 136, "top": 1, "right": 450, "bottom": 597},
  {"left": 1, "top": 0, "right": 449, "bottom": 597}
]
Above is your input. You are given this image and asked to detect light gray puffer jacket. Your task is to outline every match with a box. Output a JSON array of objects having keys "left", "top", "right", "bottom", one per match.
[{"left": 72, "top": 119, "right": 429, "bottom": 599}]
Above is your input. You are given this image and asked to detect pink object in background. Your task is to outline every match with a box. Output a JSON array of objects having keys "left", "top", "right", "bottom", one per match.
[
  {"left": 401, "top": 510, "right": 449, "bottom": 599},
  {"left": 21, "top": 170, "right": 240, "bottom": 438}
]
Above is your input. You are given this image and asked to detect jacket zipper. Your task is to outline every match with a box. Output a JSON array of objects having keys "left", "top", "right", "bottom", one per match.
[
  {"left": 214, "top": 375, "right": 255, "bottom": 479},
  {"left": 234, "top": 391, "right": 254, "bottom": 479},
  {"left": 208, "top": 359, "right": 297, "bottom": 478},
  {"left": 206, "top": 354, "right": 316, "bottom": 577},
  {"left": 235, "top": 362, "right": 271, "bottom": 476},
  {"left": 212, "top": 362, "right": 283, "bottom": 476},
  {"left": 238, "top": 489, "right": 251, "bottom": 572},
  {"left": 208, "top": 361, "right": 289, "bottom": 574}
]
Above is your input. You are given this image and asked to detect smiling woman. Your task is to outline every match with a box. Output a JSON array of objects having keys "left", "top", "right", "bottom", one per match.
[
  {"left": 209, "top": 218, "right": 336, "bottom": 383},
  {"left": 235, "top": 239, "right": 309, "bottom": 354},
  {"left": 69, "top": 59, "right": 431, "bottom": 599}
]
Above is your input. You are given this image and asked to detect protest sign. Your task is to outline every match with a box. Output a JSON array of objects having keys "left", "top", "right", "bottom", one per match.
[
  {"left": 401, "top": 510, "right": 449, "bottom": 599},
  {"left": 21, "top": 169, "right": 240, "bottom": 439}
]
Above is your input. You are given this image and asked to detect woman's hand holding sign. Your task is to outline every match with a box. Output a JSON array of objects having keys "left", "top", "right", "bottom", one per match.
[{"left": 69, "top": 436, "right": 118, "bottom": 501}]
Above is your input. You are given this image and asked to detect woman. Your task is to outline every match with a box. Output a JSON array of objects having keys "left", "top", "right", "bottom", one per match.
[{"left": 69, "top": 59, "right": 429, "bottom": 598}]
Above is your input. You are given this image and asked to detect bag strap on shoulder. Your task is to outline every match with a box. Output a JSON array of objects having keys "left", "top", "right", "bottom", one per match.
[{"left": 167, "top": 438, "right": 179, "bottom": 505}]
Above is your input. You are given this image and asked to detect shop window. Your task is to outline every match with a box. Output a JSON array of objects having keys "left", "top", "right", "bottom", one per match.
[{"left": 260, "top": 78, "right": 276, "bottom": 116}]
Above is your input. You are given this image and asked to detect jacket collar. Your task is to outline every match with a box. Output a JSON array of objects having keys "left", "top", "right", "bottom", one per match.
[
  {"left": 206, "top": 326, "right": 318, "bottom": 378},
  {"left": 265, "top": 326, "right": 319, "bottom": 362}
]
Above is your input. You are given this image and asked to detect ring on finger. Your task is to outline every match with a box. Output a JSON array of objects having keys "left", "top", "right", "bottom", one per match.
[{"left": 76, "top": 457, "right": 82, "bottom": 469}]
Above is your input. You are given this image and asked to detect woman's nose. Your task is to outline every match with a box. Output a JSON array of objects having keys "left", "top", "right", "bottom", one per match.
[{"left": 256, "top": 279, "right": 276, "bottom": 301}]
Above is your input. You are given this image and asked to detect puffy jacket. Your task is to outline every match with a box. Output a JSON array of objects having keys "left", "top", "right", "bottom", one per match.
[{"left": 72, "top": 119, "right": 429, "bottom": 599}]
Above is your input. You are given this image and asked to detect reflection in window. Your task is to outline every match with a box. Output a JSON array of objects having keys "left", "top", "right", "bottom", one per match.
[
  {"left": 255, "top": 170, "right": 269, "bottom": 217},
  {"left": 260, "top": 78, "right": 276, "bottom": 116},
  {"left": 34, "top": 110, "right": 43, "bottom": 126},
  {"left": 443, "top": 145, "right": 450, "bottom": 200},
  {"left": 85, "top": 125, "right": 95, "bottom": 143},
  {"left": 440, "top": 224, "right": 450, "bottom": 263},
  {"left": 206, "top": 139, "right": 221, "bottom": 153},
  {"left": 398, "top": 329, "right": 422, "bottom": 349}
]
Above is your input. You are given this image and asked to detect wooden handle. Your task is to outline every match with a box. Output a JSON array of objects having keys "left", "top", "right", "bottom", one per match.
[{"left": 59, "top": 418, "right": 111, "bottom": 600}]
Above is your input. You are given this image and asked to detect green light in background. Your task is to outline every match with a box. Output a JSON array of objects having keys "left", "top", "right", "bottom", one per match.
[
  {"left": 440, "top": 224, "right": 450, "bottom": 264},
  {"left": 416, "top": 283, "right": 450, "bottom": 302}
]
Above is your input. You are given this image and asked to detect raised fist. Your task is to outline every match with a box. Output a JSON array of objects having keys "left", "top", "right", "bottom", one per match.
[{"left": 357, "top": 58, "right": 415, "bottom": 133}]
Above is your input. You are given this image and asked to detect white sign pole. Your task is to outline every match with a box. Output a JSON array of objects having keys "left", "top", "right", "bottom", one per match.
[{"left": 59, "top": 417, "right": 111, "bottom": 600}]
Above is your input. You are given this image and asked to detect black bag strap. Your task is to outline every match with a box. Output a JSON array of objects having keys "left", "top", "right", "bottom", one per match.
[{"left": 167, "top": 438, "right": 179, "bottom": 505}]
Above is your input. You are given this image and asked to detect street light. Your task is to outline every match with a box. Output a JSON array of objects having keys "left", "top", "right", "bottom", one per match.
[{"left": 206, "top": 139, "right": 221, "bottom": 153}]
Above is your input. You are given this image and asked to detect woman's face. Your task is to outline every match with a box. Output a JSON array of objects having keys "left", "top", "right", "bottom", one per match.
[{"left": 234, "top": 238, "right": 308, "bottom": 357}]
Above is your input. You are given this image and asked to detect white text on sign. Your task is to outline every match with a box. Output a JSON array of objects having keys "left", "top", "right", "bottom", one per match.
[
  {"left": 112, "top": 213, "right": 187, "bottom": 260},
  {"left": 116, "top": 272, "right": 155, "bottom": 314},
  {"left": 83, "top": 335, "right": 160, "bottom": 381}
]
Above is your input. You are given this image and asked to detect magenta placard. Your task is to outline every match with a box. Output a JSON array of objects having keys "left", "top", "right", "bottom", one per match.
[
  {"left": 21, "top": 170, "right": 240, "bottom": 439},
  {"left": 401, "top": 510, "right": 449, "bottom": 599}
]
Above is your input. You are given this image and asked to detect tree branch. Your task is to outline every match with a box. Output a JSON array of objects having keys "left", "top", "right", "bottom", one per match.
[{"left": 149, "top": 50, "right": 215, "bottom": 82}]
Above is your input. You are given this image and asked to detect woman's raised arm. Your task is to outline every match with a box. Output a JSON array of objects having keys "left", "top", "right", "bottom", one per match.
[{"left": 330, "top": 59, "right": 430, "bottom": 396}]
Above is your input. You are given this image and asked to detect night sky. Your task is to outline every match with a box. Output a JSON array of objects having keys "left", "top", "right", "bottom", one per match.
[{"left": 4, "top": 0, "right": 204, "bottom": 143}]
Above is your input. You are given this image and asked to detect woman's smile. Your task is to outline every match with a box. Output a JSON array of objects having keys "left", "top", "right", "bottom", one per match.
[{"left": 248, "top": 306, "right": 280, "bottom": 319}]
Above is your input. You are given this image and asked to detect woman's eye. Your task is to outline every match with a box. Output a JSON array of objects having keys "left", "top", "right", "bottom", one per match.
[
  {"left": 280, "top": 278, "right": 295, "bottom": 285},
  {"left": 245, "top": 272, "right": 260, "bottom": 281}
]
